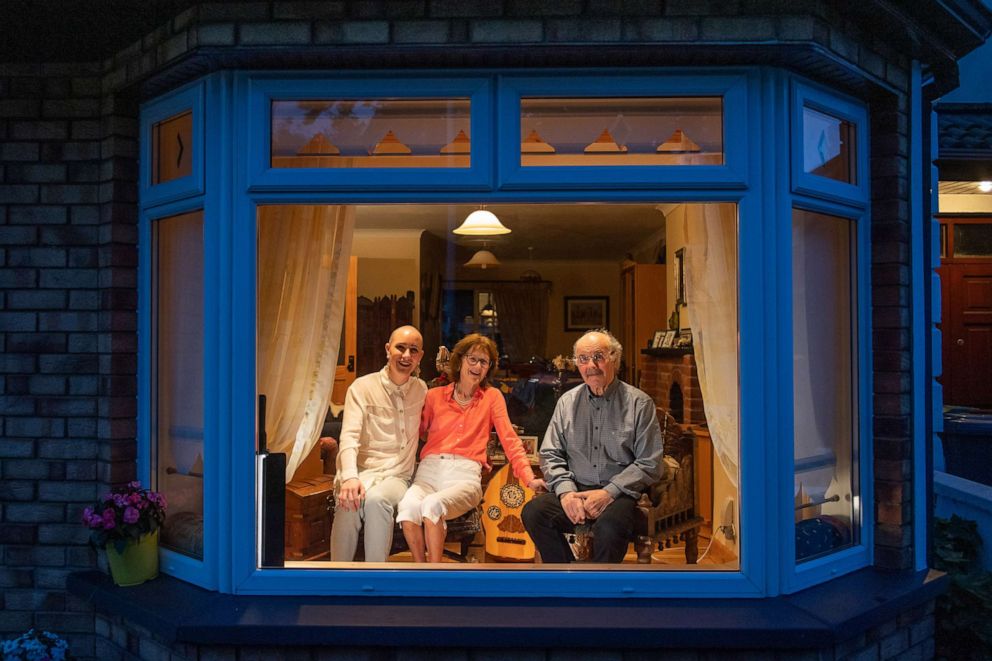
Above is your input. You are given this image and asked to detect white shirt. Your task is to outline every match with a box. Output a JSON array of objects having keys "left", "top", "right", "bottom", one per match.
[{"left": 335, "top": 366, "right": 427, "bottom": 488}]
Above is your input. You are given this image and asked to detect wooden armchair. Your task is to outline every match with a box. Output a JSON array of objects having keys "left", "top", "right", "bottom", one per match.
[{"left": 633, "top": 410, "right": 704, "bottom": 563}]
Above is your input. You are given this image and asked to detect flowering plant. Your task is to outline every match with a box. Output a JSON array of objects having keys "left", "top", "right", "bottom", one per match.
[
  {"left": 551, "top": 354, "right": 577, "bottom": 372},
  {"left": 1, "top": 629, "right": 70, "bottom": 661},
  {"left": 82, "top": 481, "right": 167, "bottom": 552}
]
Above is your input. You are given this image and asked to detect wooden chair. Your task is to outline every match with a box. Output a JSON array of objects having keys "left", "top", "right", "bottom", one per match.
[{"left": 633, "top": 410, "right": 704, "bottom": 563}]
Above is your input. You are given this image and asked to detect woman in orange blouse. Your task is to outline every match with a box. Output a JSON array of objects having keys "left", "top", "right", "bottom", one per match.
[{"left": 397, "top": 334, "right": 546, "bottom": 562}]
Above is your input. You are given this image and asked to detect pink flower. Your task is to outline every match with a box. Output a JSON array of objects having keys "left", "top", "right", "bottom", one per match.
[
  {"left": 123, "top": 507, "right": 140, "bottom": 524},
  {"left": 128, "top": 481, "right": 142, "bottom": 490},
  {"left": 82, "top": 507, "right": 93, "bottom": 522},
  {"left": 102, "top": 517, "right": 116, "bottom": 530}
]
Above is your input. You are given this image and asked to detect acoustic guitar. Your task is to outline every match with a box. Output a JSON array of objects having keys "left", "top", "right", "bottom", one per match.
[{"left": 481, "top": 464, "right": 536, "bottom": 560}]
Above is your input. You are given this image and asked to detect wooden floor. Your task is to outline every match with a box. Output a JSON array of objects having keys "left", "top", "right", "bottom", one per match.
[{"left": 385, "top": 525, "right": 739, "bottom": 568}]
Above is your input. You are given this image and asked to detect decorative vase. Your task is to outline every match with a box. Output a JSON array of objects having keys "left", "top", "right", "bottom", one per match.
[{"left": 105, "top": 530, "right": 159, "bottom": 586}]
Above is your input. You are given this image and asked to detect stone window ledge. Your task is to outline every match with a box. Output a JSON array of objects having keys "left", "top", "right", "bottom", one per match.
[{"left": 68, "top": 567, "right": 946, "bottom": 649}]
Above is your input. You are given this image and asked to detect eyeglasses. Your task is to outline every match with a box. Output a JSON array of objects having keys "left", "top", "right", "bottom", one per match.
[
  {"left": 574, "top": 351, "right": 612, "bottom": 366},
  {"left": 464, "top": 355, "right": 491, "bottom": 368}
]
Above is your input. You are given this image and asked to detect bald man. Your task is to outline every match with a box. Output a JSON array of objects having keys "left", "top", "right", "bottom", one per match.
[{"left": 330, "top": 326, "right": 428, "bottom": 562}]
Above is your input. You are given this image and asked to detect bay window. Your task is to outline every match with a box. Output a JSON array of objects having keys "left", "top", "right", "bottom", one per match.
[{"left": 139, "top": 69, "right": 870, "bottom": 598}]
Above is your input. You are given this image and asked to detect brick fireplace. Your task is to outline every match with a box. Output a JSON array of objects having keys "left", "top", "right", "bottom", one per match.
[{"left": 639, "top": 348, "right": 706, "bottom": 426}]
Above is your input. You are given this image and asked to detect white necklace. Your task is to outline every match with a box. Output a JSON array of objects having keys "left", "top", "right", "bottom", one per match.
[{"left": 454, "top": 387, "right": 473, "bottom": 405}]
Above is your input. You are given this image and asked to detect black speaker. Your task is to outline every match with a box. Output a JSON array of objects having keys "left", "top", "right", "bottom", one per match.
[{"left": 258, "top": 395, "right": 285, "bottom": 567}]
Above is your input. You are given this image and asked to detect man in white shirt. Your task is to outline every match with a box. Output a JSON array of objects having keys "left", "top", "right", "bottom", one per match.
[{"left": 331, "top": 325, "right": 428, "bottom": 562}]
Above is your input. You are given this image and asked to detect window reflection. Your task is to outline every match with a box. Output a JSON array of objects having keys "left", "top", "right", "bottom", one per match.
[
  {"left": 520, "top": 97, "right": 723, "bottom": 166},
  {"left": 792, "top": 208, "right": 859, "bottom": 562},
  {"left": 271, "top": 99, "right": 471, "bottom": 168},
  {"left": 802, "top": 106, "right": 856, "bottom": 184},
  {"left": 152, "top": 210, "right": 204, "bottom": 558}
]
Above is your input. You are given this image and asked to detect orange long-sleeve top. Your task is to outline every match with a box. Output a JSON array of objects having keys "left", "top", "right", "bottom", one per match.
[{"left": 419, "top": 383, "right": 536, "bottom": 485}]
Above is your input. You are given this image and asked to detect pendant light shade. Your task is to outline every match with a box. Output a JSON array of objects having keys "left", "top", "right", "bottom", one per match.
[
  {"left": 453, "top": 209, "right": 511, "bottom": 236},
  {"left": 464, "top": 249, "right": 501, "bottom": 269}
]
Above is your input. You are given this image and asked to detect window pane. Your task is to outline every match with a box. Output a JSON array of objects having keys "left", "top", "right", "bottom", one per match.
[
  {"left": 802, "top": 106, "right": 856, "bottom": 184},
  {"left": 271, "top": 99, "right": 471, "bottom": 168},
  {"left": 257, "top": 203, "right": 739, "bottom": 572},
  {"left": 152, "top": 111, "right": 193, "bottom": 184},
  {"left": 152, "top": 210, "right": 204, "bottom": 559},
  {"left": 792, "top": 209, "right": 859, "bottom": 563},
  {"left": 520, "top": 97, "right": 723, "bottom": 166},
  {"left": 953, "top": 223, "right": 992, "bottom": 257}
]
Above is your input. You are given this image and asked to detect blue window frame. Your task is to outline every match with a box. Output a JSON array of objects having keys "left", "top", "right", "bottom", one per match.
[
  {"left": 139, "top": 81, "right": 205, "bottom": 207},
  {"left": 496, "top": 71, "right": 751, "bottom": 190},
  {"left": 138, "top": 68, "right": 875, "bottom": 598},
  {"left": 781, "top": 76, "right": 872, "bottom": 593},
  {"left": 790, "top": 80, "right": 870, "bottom": 207},
  {"left": 243, "top": 75, "right": 494, "bottom": 191}
]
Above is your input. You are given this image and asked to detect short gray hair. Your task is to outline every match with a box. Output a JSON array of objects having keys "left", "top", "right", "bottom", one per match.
[{"left": 573, "top": 328, "right": 623, "bottom": 369}]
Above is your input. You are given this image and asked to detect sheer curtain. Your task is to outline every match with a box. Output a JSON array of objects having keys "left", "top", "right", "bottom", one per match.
[
  {"left": 792, "top": 210, "right": 854, "bottom": 505},
  {"left": 681, "top": 203, "right": 740, "bottom": 486},
  {"left": 257, "top": 205, "right": 355, "bottom": 481},
  {"left": 491, "top": 282, "right": 551, "bottom": 362}
]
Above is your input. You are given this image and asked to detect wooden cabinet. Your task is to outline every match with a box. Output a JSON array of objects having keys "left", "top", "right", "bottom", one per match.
[
  {"left": 285, "top": 474, "right": 334, "bottom": 561},
  {"left": 620, "top": 263, "right": 667, "bottom": 387}
]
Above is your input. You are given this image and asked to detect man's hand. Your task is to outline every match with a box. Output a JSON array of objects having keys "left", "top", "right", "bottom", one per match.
[
  {"left": 578, "top": 489, "right": 614, "bottom": 519},
  {"left": 528, "top": 477, "right": 548, "bottom": 493},
  {"left": 559, "top": 491, "right": 586, "bottom": 525},
  {"left": 337, "top": 478, "right": 365, "bottom": 512}
]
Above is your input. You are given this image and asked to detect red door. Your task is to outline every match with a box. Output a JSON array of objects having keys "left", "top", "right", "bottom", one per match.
[{"left": 939, "top": 218, "right": 992, "bottom": 408}]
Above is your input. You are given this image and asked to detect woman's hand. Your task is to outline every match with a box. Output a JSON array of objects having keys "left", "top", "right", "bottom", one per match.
[
  {"left": 527, "top": 477, "right": 547, "bottom": 493},
  {"left": 337, "top": 478, "right": 365, "bottom": 512}
]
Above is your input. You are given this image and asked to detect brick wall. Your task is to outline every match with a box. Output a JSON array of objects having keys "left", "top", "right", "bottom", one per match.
[
  {"left": 0, "top": 61, "right": 138, "bottom": 658},
  {"left": 0, "top": 1, "right": 947, "bottom": 659},
  {"left": 89, "top": 598, "right": 936, "bottom": 661}
]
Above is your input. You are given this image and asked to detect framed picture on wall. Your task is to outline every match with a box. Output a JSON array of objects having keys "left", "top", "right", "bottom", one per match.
[{"left": 564, "top": 296, "right": 609, "bottom": 331}]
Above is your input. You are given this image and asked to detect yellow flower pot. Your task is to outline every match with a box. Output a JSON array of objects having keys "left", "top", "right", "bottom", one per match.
[{"left": 106, "top": 530, "right": 159, "bottom": 586}]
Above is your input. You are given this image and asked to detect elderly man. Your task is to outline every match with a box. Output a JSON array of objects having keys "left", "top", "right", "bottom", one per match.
[
  {"left": 330, "top": 325, "right": 427, "bottom": 562},
  {"left": 522, "top": 329, "right": 663, "bottom": 563}
]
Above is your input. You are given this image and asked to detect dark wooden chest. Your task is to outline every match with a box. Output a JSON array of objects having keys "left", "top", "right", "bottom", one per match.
[{"left": 284, "top": 474, "right": 334, "bottom": 561}]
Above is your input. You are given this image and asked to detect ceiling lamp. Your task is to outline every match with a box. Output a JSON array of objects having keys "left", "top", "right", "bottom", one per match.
[
  {"left": 464, "top": 249, "right": 501, "bottom": 270},
  {"left": 520, "top": 246, "right": 542, "bottom": 282},
  {"left": 453, "top": 208, "right": 511, "bottom": 236},
  {"left": 979, "top": 181, "right": 992, "bottom": 193}
]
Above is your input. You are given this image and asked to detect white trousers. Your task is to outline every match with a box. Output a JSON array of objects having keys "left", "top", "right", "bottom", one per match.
[
  {"left": 330, "top": 475, "right": 408, "bottom": 562},
  {"left": 396, "top": 454, "right": 482, "bottom": 526}
]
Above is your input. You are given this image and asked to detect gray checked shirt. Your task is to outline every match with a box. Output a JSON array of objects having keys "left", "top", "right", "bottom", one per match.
[{"left": 540, "top": 378, "right": 663, "bottom": 500}]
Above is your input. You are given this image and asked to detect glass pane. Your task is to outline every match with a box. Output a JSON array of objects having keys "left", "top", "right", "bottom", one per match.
[
  {"left": 271, "top": 99, "right": 470, "bottom": 168},
  {"left": 152, "top": 210, "right": 204, "bottom": 559},
  {"left": 152, "top": 111, "right": 193, "bottom": 184},
  {"left": 792, "top": 209, "right": 859, "bottom": 563},
  {"left": 954, "top": 223, "right": 992, "bottom": 257},
  {"left": 802, "top": 106, "right": 856, "bottom": 184},
  {"left": 257, "top": 202, "right": 739, "bottom": 572},
  {"left": 520, "top": 97, "right": 723, "bottom": 166}
]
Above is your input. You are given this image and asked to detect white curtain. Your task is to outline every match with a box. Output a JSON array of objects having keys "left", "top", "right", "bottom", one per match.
[
  {"left": 491, "top": 282, "right": 551, "bottom": 362},
  {"left": 257, "top": 205, "right": 355, "bottom": 482},
  {"left": 681, "top": 203, "right": 740, "bottom": 486},
  {"left": 792, "top": 210, "right": 854, "bottom": 505}
]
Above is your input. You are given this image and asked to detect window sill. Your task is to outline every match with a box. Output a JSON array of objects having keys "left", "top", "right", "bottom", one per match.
[{"left": 67, "top": 567, "right": 946, "bottom": 649}]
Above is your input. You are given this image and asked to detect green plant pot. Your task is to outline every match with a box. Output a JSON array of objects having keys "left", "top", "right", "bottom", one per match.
[{"left": 106, "top": 530, "right": 159, "bottom": 586}]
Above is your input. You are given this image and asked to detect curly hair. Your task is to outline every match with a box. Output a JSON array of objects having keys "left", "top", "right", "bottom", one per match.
[{"left": 447, "top": 333, "right": 499, "bottom": 389}]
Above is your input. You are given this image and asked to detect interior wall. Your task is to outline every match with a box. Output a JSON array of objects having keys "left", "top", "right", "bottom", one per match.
[
  {"left": 454, "top": 258, "right": 621, "bottom": 359},
  {"left": 357, "top": 258, "right": 418, "bottom": 304},
  {"left": 353, "top": 228, "right": 423, "bottom": 326}
]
